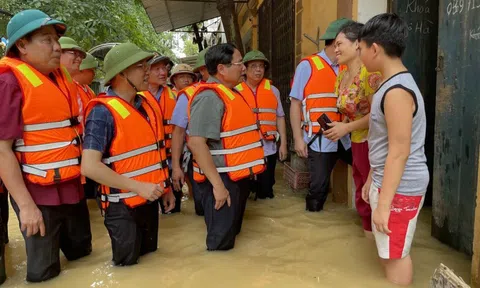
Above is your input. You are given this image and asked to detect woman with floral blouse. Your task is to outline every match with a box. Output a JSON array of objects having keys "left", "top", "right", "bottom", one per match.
[{"left": 324, "top": 21, "right": 381, "bottom": 238}]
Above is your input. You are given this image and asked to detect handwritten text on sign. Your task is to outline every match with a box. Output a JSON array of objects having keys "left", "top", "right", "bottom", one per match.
[
  {"left": 406, "top": 0, "right": 431, "bottom": 14},
  {"left": 471, "top": 27, "right": 480, "bottom": 40},
  {"left": 447, "top": 0, "right": 480, "bottom": 16},
  {"left": 408, "top": 20, "right": 434, "bottom": 34}
]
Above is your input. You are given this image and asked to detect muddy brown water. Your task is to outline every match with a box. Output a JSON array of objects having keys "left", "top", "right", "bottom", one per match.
[{"left": 1, "top": 166, "right": 471, "bottom": 287}]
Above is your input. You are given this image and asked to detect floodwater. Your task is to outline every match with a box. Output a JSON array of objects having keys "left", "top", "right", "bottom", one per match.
[{"left": 1, "top": 165, "right": 471, "bottom": 287}]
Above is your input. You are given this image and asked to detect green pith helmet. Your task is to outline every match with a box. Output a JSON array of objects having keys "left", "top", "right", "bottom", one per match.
[
  {"left": 103, "top": 43, "right": 154, "bottom": 85},
  {"left": 80, "top": 53, "right": 99, "bottom": 71},
  {"left": 193, "top": 47, "right": 210, "bottom": 72},
  {"left": 320, "top": 17, "right": 352, "bottom": 40},
  {"left": 58, "top": 37, "right": 86, "bottom": 56},
  {"left": 6, "top": 9, "right": 67, "bottom": 54},
  {"left": 243, "top": 50, "right": 270, "bottom": 65}
]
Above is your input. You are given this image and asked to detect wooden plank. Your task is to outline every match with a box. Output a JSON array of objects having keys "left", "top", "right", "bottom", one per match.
[
  {"left": 430, "top": 263, "right": 470, "bottom": 288},
  {"left": 472, "top": 149, "right": 480, "bottom": 287}
]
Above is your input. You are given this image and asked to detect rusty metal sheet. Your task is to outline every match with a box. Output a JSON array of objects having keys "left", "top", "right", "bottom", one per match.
[
  {"left": 433, "top": 0, "right": 480, "bottom": 255},
  {"left": 391, "top": 0, "right": 439, "bottom": 207},
  {"left": 141, "top": 0, "right": 219, "bottom": 32}
]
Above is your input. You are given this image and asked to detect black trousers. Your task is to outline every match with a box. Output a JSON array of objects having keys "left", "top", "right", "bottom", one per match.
[
  {"left": 83, "top": 177, "right": 98, "bottom": 200},
  {"left": 199, "top": 174, "right": 249, "bottom": 251},
  {"left": 306, "top": 142, "right": 352, "bottom": 211},
  {"left": 11, "top": 198, "right": 92, "bottom": 282},
  {"left": 187, "top": 158, "right": 204, "bottom": 216},
  {"left": 249, "top": 153, "right": 277, "bottom": 199},
  {"left": 0, "top": 190, "right": 8, "bottom": 243},
  {"left": 160, "top": 166, "right": 183, "bottom": 214},
  {"left": 0, "top": 193, "right": 6, "bottom": 285},
  {"left": 104, "top": 201, "right": 159, "bottom": 266}
]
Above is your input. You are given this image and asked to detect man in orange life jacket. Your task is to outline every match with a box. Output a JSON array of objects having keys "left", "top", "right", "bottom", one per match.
[
  {"left": 0, "top": 10, "right": 92, "bottom": 282},
  {"left": 74, "top": 53, "right": 99, "bottom": 200},
  {"left": 58, "top": 37, "right": 87, "bottom": 125},
  {"left": 139, "top": 54, "right": 181, "bottom": 214},
  {"left": 235, "top": 50, "right": 288, "bottom": 199},
  {"left": 170, "top": 51, "right": 209, "bottom": 217},
  {"left": 290, "top": 18, "right": 353, "bottom": 212},
  {"left": 188, "top": 43, "right": 266, "bottom": 250},
  {"left": 168, "top": 64, "right": 196, "bottom": 207},
  {"left": 74, "top": 52, "right": 98, "bottom": 105},
  {"left": 81, "top": 43, "right": 175, "bottom": 266}
]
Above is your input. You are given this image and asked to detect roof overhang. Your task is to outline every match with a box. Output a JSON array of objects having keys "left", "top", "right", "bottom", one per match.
[{"left": 141, "top": 0, "right": 247, "bottom": 33}]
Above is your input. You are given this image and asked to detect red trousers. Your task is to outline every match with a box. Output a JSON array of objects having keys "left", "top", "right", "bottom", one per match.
[{"left": 352, "top": 141, "right": 372, "bottom": 231}]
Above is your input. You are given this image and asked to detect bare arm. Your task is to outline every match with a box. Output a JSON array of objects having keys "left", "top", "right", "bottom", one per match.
[
  {"left": 378, "top": 88, "right": 415, "bottom": 208},
  {"left": 346, "top": 113, "right": 370, "bottom": 132},
  {"left": 171, "top": 126, "right": 186, "bottom": 190},
  {"left": 171, "top": 126, "right": 186, "bottom": 170},
  {"left": 0, "top": 140, "right": 45, "bottom": 237},
  {"left": 290, "top": 99, "right": 303, "bottom": 141},
  {"left": 81, "top": 149, "right": 163, "bottom": 201},
  {"left": 0, "top": 140, "right": 35, "bottom": 209},
  {"left": 277, "top": 116, "right": 288, "bottom": 161},
  {"left": 290, "top": 98, "right": 308, "bottom": 158},
  {"left": 187, "top": 136, "right": 224, "bottom": 189}
]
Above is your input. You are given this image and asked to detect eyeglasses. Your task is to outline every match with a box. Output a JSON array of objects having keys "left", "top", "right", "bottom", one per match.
[
  {"left": 225, "top": 61, "right": 244, "bottom": 67},
  {"left": 64, "top": 50, "right": 86, "bottom": 60}
]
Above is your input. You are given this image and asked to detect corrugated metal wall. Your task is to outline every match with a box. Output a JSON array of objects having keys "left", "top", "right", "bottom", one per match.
[
  {"left": 433, "top": 0, "right": 480, "bottom": 255},
  {"left": 391, "top": 0, "right": 439, "bottom": 207}
]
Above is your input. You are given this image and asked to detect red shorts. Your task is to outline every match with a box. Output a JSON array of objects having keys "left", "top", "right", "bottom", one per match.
[{"left": 369, "top": 184, "right": 425, "bottom": 259}]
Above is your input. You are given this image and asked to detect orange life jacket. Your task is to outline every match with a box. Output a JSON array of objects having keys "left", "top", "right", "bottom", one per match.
[
  {"left": 300, "top": 54, "right": 342, "bottom": 137},
  {"left": 0, "top": 57, "right": 82, "bottom": 185},
  {"left": 85, "top": 93, "right": 170, "bottom": 210},
  {"left": 75, "top": 82, "right": 96, "bottom": 134},
  {"left": 187, "top": 83, "right": 266, "bottom": 183},
  {"left": 138, "top": 86, "right": 176, "bottom": 158},
  {"left": 235, "top": 79, "right": 278, "bottom": 141}
]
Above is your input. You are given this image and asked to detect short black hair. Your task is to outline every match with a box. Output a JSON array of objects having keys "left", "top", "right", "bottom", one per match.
[
  {"left": 205, "top": 43, "right": 237, "bottom": 75},
  {"left": 358, "top": 13, "right": 407, "bottom": 58},
  {"left": 337, "top": 21, "right": 364, "bottom": 42},
  {"left": 7, "top": 31, "right": 34, "bottom": 58},
  {"left": 325, "top": 39, "right": 334, "bottom": 47}
]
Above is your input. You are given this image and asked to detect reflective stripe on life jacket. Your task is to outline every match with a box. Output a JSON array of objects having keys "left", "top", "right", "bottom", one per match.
[
  {"left": 85, "top": 93, "right": 170, "bottom": 210},
  {"left": 75, "top": 82, "right": 96, "bottom": 135},
  {"left": 235, "top": 79, "right": 279, "bottom": 141},
  {"left": 300, "top": 55, "right": 342, "bottom": 137},
  {"left": 0, "top": 57, "right": 82, "bottom": 185},
  {"left": 138, "top": 86, "right": 176, "bottom": 158},
  {"left": 187, "top": 83, "right": 266, "bottom": 183}
]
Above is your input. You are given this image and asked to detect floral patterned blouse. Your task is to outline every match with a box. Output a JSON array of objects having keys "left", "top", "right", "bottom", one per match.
[{"left": 335, "top": 65, "right": 382, "bottom": 143}]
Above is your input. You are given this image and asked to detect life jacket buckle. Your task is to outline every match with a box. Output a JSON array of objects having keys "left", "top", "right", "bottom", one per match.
[{"left": 69, "top": 117, "right": 80, "bottom": 127}]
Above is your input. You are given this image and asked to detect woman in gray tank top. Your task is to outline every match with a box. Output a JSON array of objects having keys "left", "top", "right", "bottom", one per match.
[{"left": 358, "top": 13, "right": 429, "bottom": 286}]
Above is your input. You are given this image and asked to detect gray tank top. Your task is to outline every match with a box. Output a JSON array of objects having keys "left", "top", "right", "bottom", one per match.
[{"left": 368, "top": 72, "right": 429, "bottom": 196}]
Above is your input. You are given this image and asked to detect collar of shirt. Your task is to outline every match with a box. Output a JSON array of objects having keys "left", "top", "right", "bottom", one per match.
[
  {"left": 319, "top": 50, "right": 338, "bottom": 70},
  {"left": 106, "top": 87, "right": 143, "bottom": 110},
  {"left": 207, "top": 76, "right": 222, "bottom": 84},
  {"left": 207, "top": 76, "right": 243, "bottom": 94},
  {"left": 154, "top": 86, "right": 164, "bottom": 101}
]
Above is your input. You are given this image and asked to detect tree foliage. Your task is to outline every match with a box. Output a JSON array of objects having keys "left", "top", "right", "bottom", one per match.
[
  {"left": 0, "top": 0, "right": 177, "bottom": 60},
  {"left": 181, "top": 33, "right": 198, "bottom": 57}
]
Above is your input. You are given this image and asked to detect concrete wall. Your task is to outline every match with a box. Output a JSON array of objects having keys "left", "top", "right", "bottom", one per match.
[
  {"left": 357, "top": 0, "right": 388, "bottom": 23},
  {"left": 295, "top": 0, "right": 338, "bottom": 63}
]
